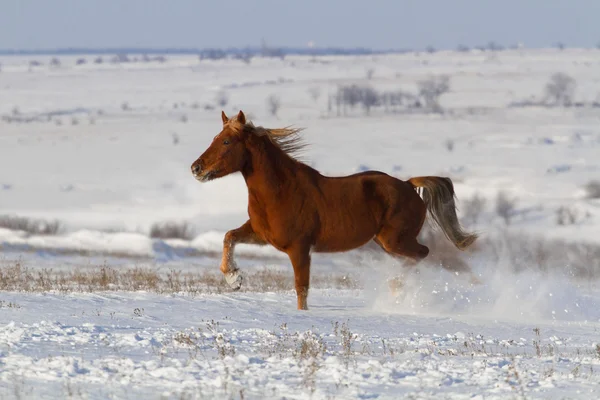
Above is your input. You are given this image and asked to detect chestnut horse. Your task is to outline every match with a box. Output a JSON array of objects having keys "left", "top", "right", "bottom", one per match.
[{"left": 191, "top": 111, "right": 477, "bottom": 310}]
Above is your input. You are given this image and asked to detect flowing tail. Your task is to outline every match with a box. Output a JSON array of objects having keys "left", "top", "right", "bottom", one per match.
[{"left": 408, "top": 176, "right": 478, "bottom": 250}]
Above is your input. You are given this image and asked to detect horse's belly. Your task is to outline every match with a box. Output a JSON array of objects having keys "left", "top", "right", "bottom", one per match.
[{"left": 313, "top": 224, "right": 377, "bottom": 253}]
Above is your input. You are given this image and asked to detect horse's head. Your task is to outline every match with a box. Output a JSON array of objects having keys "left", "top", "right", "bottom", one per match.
[{"left": 191, "top": 110, "right": 250, "bottom": 182}]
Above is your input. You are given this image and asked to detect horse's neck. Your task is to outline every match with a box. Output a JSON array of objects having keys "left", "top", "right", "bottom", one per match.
[{"left": 242, "top": 142, "right": 298, "bottom": 198}]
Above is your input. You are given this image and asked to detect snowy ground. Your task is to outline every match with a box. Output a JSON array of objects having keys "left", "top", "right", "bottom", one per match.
[
  {"left": 2, "top": 280, "right": 600, "bottom": 399},
  {"left": 1, "top": 49, "right": 600, "bottom": 398}
]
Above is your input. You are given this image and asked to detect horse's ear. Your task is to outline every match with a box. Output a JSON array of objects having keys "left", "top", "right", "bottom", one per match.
[
  {"left": 221, "top": 111, "right": 228, "bottom": 125},
  {"left": 237, "top": 110, "right": 246, "bottom": 125}
]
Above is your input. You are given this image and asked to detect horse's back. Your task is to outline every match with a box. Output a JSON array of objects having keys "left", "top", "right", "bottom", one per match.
[{"left": 310, "top": 169, "right": 419, "bottom": 252}]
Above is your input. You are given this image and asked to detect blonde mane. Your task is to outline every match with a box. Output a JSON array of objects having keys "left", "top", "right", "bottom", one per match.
[{"left": 227, "top": 117, "right": 306, "bottom": 159}]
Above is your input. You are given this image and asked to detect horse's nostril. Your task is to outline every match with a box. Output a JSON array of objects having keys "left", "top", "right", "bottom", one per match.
[{"left": 192, "top": 164, "right": 201, "bottom": 174}]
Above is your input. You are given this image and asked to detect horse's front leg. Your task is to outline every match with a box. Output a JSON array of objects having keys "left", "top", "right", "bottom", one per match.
[
  {"left": 221, "top": 220, "right": 265, "bottom": 290},
  {"left": 287, "top": 244, "right": 311, "bottom": 310}
]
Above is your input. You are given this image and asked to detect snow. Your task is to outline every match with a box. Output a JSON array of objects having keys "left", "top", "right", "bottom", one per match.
[
  {"left": 1, "top": 49, "right": 600, "bottom": 398},
  {"left": 2, "top": 288, "right": 600, "bottom": 399}
]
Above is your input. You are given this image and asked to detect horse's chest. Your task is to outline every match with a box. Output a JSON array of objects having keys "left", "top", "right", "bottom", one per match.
[{"left": 247, "top": 196, "right": 297, "bottom": 250}]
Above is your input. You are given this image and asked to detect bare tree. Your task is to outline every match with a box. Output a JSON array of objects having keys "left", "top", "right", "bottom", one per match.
[
  {"left": 487, "top": 41, "right": 504, "bottom": 51},
  {"left": 307, "top": 87, "right": 321, "bottom": 103},
  {"left": 544, "top": 72, "right": 576, "bottom": 107},
  {"left": 234, "top": 52, "right": 253, "bottom": 64},
  {"left": 338, "top": 85, "right": 362, "bottom": 114},
  {"left": 556, "top": 206, "right": 578, "bottom": 225},
  {"left": 29, "top": 60, "right": 42, "bottom": 71},
  {"left": 584, "top": 180, "right": 600, "bottom": 199},
  {"left": 267, "top": 94, "right": 282, "bottom": 117},
  {"left": 495, "top": 191, "right": 517, "bottom": 225},
  {"left": 417, "top": 76, "right": 450, "bottom": 113},
  {"left": 361, "top": 87, "right": 379, "bottom": 115},
  {"left": 462, "top": 193, "right": 487, "bottom": 226},
  {"left": 216, "top": 91, "right": 229, "bottom": 108},
  {"left": 111, "top": 54, "right": 130, "bottom": 64},
  {"left": 150, "top": 221, "right": 195, "bottom": 240},
  {"left": 50, "top": 58, "right": 61, "bottom": 68}
]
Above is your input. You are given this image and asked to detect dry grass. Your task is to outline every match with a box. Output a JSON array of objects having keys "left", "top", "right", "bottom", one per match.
[
  {"left": 149, "top": 221, "right": 196, "bottom": 240},
  {"left": 495, "top": 191, "right": 517, "bottom": 225},
  {"left": 0, "top": 215, "right": 63, "bottom": 235},
  {"left": 585, "top": 180, "right": 600, "bottom": 199},
  {"left": 0, "top": 262, "right": 360, "bottom": 294}
]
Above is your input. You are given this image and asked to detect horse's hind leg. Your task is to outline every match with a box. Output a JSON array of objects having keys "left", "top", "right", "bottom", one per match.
[
  {"left": 376, "top": 226, "right": 481, "bottom": 288},
  {"left": 375, "top": 229, "right": 430, "bottom": 265}
]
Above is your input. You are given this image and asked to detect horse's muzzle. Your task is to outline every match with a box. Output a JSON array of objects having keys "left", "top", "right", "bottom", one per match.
[{"left": 191, "top": 163, "right": 201, "bottom": 175}]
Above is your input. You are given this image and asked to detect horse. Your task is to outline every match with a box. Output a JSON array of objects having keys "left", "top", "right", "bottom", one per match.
[{"left": 191, "top": 110, "right": 478, "bottom": 310}]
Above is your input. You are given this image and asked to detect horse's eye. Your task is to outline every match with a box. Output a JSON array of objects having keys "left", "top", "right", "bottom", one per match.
[{"left": 223, "top": 139, "right": 230, "bottom": 145}]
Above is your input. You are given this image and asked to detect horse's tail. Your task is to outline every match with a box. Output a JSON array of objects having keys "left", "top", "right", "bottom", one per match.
[{"left": 408, "top": 176, "right": 478, "bottom": 250}]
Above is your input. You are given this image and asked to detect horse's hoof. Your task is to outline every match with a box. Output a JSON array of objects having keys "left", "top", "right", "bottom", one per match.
[{"left": 225, "top": 270, "right": 243, "bottom": 291}]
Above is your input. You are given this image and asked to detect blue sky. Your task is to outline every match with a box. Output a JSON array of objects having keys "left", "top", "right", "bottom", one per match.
[{"left": 1, "top": 0, "right": 598, "bottom": 50}]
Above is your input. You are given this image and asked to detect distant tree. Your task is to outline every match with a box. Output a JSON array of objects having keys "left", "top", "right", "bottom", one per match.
[
  {"left": 487, "top": 41, "right": 504, "bottom": 51},
  {"left": 338, "top": 85, "right": 362, "bottom": 114},
  {"left": 425, "top": 45, "right": 436, "bottom": 54},
  {"left": 456, "top": 44, "right": 470, "bottom": 52},
  {"left": 417, "top": 75, "right": 450, "bottom": 113},
  {"left": 234, "top": 52, "right": 253, "bottom": 64},
  {"left": 307, "top": 87, "right": 321, "bottom": 103},
  {"left": 111, "top": 54, "right": 130, "bottom": 64},
  {"left": 584, "top": 180, "right": 600, "bottom": 199},
  {"left": 544, "top": 72, "right": 576, "bottom": 106},
  {"left": 462, "top": 193, "right": 487, "bottom": 226},
  {"left": 76, "top": 58, "right": 87, "bottom": 65},
  {"left": 361, "top": 87, "right": 379, "bottom": 115},
  {"left": 216, "top": 91, "right": 229, "bottom": 107},
  {"left": 495, "top": 191, "right": 517, "bottom": 225},
  {"left": 199, "top": 49, "right": 226, "bottom": 61},
  {"left": 50, "top": 57, "right": 61, "bottom": 67},
  {"left": 94, "top": 56, "right": 103, "bottom": 64},
  {"left": 555, "top": 42, "right": 565, "bottom": 51},
  {"left": 267, "top": 94, "right": 282, "bottom": 117}
]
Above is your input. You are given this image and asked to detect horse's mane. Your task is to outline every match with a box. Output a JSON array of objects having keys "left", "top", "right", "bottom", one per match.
[{"left": 227, "top": 118, "right": 306, "bottom": 160}]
